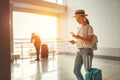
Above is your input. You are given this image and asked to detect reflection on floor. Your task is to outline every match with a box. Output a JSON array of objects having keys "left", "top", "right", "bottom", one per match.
[{"left": 11, "top": 54, "right": 120, "bottom": 80}]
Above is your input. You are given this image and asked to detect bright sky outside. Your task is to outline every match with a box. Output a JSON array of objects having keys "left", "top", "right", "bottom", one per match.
[{"left": 13, "top": 11, "right": 57, "bottom": 39}]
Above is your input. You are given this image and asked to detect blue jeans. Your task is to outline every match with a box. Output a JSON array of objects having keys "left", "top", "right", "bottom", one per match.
[{"left": 74, "top": 48, "right": 93, "bottom": 80}]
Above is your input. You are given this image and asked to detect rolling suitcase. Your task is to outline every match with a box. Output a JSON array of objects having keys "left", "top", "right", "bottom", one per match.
[
  {"left": 85, "top": 56, "right": 102, "bottom": 80},
  {"left": 41, "top": 44, "right": 48, "bottom": 58}
]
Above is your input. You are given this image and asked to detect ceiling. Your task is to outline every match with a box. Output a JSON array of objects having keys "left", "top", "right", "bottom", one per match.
[{"left": 10, "top": 0, "right": 67, "bottom": 16}]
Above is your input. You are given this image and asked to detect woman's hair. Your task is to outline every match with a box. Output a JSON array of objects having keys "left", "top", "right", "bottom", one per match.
[{"left": 86, "top": 18, "right": 89, "bottom": 24}]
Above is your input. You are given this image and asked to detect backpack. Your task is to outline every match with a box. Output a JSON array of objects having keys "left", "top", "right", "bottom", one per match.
[
  {"left": 87, "top": 26, "right": 98, "bottom": 50},
  {"left": 91, "top": 34, "right": 98, "bottom": 50}
]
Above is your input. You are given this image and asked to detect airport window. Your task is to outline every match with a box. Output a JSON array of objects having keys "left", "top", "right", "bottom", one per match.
[
  {"left": 13, "top": 11, "right": 57, "bottom": 39},
  {"left": 13, "top": 11, "right": 58, "bottom": 58}
]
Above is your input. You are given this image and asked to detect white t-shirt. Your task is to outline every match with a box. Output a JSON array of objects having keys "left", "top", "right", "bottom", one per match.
[{"left": 76, "top": 24, "right": 94, "bottom": 48}]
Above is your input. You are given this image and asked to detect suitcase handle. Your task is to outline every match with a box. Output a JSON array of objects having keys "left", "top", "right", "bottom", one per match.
[{"left": 86, "top": 55, "right": 91, "bottom": 70}]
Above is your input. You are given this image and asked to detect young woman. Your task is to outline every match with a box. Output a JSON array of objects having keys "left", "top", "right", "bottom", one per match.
[{"left": 69, "top": 9, "right": 94, "bottom": 80}]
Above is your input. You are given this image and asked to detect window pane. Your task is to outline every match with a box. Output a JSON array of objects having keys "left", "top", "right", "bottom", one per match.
[
  {"left": 13, "top": 11, "right": 58, "bottom": 58},
  {"left": 13, "top": 11, "right": 57, "bottom": 39}
]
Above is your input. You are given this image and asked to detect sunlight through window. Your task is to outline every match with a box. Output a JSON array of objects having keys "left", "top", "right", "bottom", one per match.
[{"left": 13, "top": 11, "right": 57, "bottom": 39}]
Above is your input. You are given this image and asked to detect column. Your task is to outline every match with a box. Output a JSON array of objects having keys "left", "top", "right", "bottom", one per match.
[{"left": 0, "top": 0, "right": 11, "bottom": 80}]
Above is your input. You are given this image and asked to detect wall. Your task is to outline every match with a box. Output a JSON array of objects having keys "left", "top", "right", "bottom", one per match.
[
  {"left": 62, "top": 0, "right": 120, "bottom": 57},
  {"left": 0, "top": 0, "right": 11, "bottom": 80}
]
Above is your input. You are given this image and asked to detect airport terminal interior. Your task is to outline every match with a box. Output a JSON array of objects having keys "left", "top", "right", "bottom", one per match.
[{"left": 0, "top": 0, "right": 120, "bottom": 80}]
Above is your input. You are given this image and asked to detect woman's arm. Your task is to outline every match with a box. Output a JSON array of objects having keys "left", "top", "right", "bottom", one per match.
[{"left": 71, "top": 33, "right": 93, "bottom": 44}]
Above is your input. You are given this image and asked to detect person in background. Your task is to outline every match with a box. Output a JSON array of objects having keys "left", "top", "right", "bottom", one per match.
[
  {"left": 31, "top": 32, "right": 41, "bottom": 61},
  {"left": 69, "top": 9, "right": 94, "bottom": 80}
]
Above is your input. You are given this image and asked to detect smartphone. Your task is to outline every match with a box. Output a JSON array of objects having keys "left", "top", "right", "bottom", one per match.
[{"left": 70, "top": 32, "right": 74, "bottom": 35}]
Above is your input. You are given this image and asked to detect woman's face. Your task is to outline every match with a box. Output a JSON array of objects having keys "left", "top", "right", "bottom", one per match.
[{"left": 75, "top": 15, "right": 85, "bottom": 24}]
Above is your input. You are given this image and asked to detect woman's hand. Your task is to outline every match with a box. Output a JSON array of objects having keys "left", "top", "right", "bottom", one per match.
[
  {"left": 69, "top": 40, "right": 76, "bottom": 44},
  {"left": 70, "top": 32, "right": 80, "bottom": 39},
  {"left": 70, "top": 32, "right": 76, "bottom": 38}
]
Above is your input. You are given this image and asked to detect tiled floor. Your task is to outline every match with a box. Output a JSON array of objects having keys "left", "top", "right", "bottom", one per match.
[{"left": 11, "top": 54, "right": 120, "bottom": 80}]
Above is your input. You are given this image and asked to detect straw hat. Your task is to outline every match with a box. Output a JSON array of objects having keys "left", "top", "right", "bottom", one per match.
[{"left": 74, "top": 9, "right": 88, "bottom": 17}]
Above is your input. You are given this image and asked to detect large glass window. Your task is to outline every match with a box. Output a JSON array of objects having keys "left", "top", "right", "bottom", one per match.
[
  {"left": 13, "top": 11, "right": 58, "bottom": 58},
  {"left": 13, "top": 11, "right": 57, "bottom": 39}
]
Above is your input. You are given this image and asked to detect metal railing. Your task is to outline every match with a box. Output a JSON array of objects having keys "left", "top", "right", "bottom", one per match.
[{"left": 12, "top": 38, "right": 68, "bottom": 59}]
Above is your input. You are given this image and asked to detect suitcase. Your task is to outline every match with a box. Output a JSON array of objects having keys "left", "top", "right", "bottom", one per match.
[
  {"left": 85, "top": 56, "right": 102, "bottom": 80},
  {"left": 85, "top": 68, "right": 102, "bottom": 80},
  {"left": 41, "top": 44, "right": 48, "bottom": 58}
]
